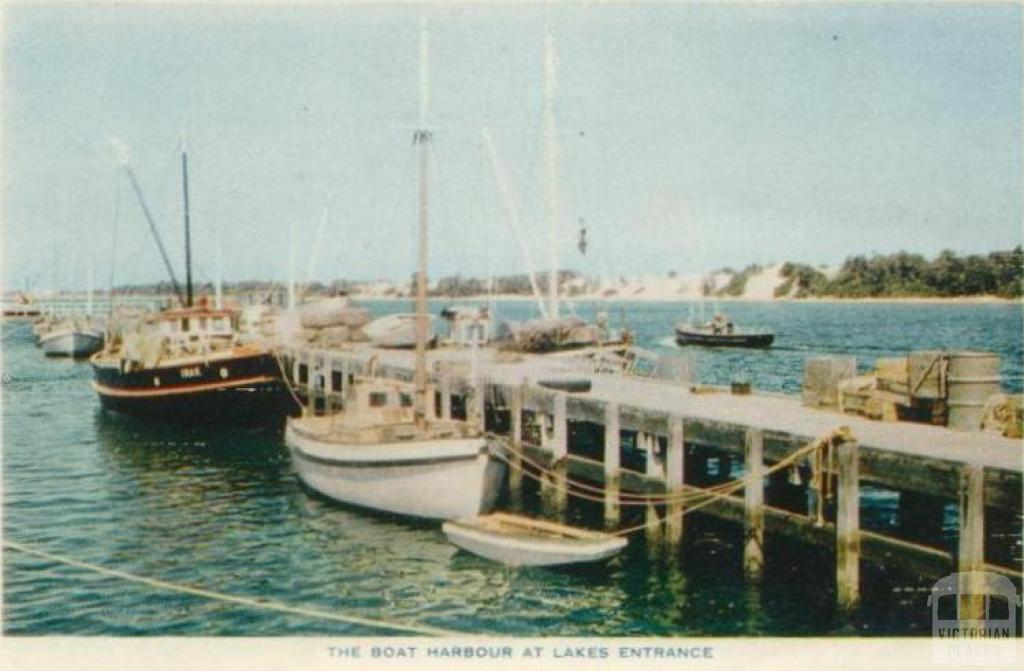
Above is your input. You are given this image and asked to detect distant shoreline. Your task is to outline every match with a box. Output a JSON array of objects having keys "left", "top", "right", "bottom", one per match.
[
  {"left": 7, "top": 291, "right": 1019, "bottom": 307},
  {"left": 346, "top": 293, "right": 1021, "bottom": 305}
]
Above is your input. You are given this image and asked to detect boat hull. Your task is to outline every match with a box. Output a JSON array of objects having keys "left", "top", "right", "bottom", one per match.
[
  {"left": 91, "top": 352, "right": 299, "bottom": 424},
  {"left": 674, "top": 329, "right": 774, "bottom": 349},
  {"left": 40, "top": 330, "right": 104, "bottom": 358},
  {"left": 286, "top": 422, "right": 505, "bottom": 520},
  {"left": 442, "top": 519, "right": 627, "bottom": 567}
]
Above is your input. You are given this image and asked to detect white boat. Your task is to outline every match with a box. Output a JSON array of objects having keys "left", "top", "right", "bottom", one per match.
[
  {"left": 442, "top": 513, "right": 628, "bottom": 567},
  {"left": 285, "top": 19, "right": 505, "bottom": 521},
  {"left": 298, "top": 294, "right": 370, "bottom": 329},
  {"left": 287, "top": 376, "right": 505, "bottom": 519},
  {"left": 39, "top": 323, "right": 104, "bottom": 358},
  {"left": 363, "top": 312, "right": 434, "bottom": 349}
]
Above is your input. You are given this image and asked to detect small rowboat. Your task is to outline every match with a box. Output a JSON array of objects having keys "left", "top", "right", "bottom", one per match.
[{"left": 442, "top": 513, "right": 628, "bottom": 567}]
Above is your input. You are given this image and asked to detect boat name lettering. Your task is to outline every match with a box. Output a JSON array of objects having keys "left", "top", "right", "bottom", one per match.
[{"left": 179, "top": 366, "right": 203, "bottom": 379}]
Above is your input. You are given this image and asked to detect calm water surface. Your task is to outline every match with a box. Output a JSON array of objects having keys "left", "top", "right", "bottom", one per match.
[{"left": 3, "top": 300, "right": 1022, "bottom": 636}]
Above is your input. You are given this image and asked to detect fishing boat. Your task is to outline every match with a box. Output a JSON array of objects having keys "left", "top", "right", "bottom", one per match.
[
  {"left": 285, "top": 19, "right": 504, "bottom": 521},
  {"left": 90, "top": 144, "right": 298, "bottom": 424},
  {"left": 674, "top": 313, "right": 775, "bottom": 348},
  {"left": 39, "top": 319, "right": 104, "bottom": 358},
  {"left": 442, "top": 513, "right": 628, "bottom": 567},
  {"left": 91, "top": 303, "right": 296, "bottom": 423},
  {"left": 2, "top": 294, "right": 42, "bottom": 319}
]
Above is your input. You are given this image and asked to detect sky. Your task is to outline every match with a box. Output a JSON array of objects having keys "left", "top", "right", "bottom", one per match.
[{"left": 2, "top": 1, "right": 1021, "bottom": 291}]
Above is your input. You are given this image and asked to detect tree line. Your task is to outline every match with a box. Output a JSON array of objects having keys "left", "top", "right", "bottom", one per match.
[{"left": 769, "top": 247, "right": 1023, "bottom": 299}]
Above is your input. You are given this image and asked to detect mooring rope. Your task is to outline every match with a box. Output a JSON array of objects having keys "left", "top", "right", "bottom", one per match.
[
  {"left": 3, "top": 539, "right": 468, "bottom": 637},
  {"left": 490, "top": 427, "right": 851, "bottom": 537},
  {"left": 271, "top": 346, "right": 306, "bottom": 412}
]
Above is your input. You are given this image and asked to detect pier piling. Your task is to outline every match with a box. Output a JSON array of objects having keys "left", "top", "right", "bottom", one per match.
[
  {"left": 744, "top": 428, "right": 765, "bottom": 578},
  {"left": 551, "top": 394, "right": 568, "bottom": 515},
  {"left": 958, "top": 462, "right": 986, "bottom": 620},
  {"left": 509, "top": 385, "right": 524, "bottom": 508},
  {"left": 666, "top": 417, "right": 685, "bottom": 547},
  {"left": 604, "top": 402, "right": 621, "bottom": 527},
  {"left": 836, "top": 438, "right": 861, "bottom": 609},
  {"left": 439, "top": 376, "right": 452, "bottom": 419}
]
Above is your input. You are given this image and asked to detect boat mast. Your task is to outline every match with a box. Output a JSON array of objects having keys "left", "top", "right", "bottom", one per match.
[
  {"left": 122, "top": 163, "right": 185, "bottom": 306},
  {"left": 288, "top": 218, "right": 296, "bottom": 310},
  {"left": 413, "top": 17, "right": 431, "bottom": 429},
  {"left": 215, "top": 231, "right": 223, "bottom": 309},
  {"left": 181, "top": 141, "right": 193, "bottom": 308},
  {"left": 544, "top": 22, "right": 560, "bottom": 320}
]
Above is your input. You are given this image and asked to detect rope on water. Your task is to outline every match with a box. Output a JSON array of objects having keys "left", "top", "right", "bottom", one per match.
[{"left": 3, "top": 539, "right": 468, "bottom": 637}]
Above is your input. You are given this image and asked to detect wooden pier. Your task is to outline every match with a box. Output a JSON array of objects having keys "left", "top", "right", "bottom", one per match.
[{"left": 282, "top": 343, "right": 1023, "bottom": 606}]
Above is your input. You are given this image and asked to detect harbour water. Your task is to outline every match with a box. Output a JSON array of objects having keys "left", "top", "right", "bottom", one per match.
[{"left": 3, "top": 300, "right": 1021, "bottom": 636}]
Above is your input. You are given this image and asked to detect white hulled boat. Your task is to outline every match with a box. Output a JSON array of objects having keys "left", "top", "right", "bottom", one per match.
[
  {"left": 286, "top": 375, "right": 504, "bottom": 519},
  {"left": 39, "top": 319, "right": 104, "bottom": 358},
  {"left": 285, "top": 18, "right": 504, "bottom": 520}
]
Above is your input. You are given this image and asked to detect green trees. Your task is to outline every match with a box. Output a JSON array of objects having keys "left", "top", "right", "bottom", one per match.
[{"left": 823, "top": 247, "right": 1022, "bottom": 298}]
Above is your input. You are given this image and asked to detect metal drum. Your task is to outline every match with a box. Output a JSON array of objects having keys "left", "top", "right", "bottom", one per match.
[{"left": 946, "top": 351, "right": 1002, "bottom": 431}]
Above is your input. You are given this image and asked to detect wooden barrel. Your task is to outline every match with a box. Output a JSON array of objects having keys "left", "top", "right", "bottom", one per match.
[{"left": 947, "top": 351, "right": 1001, "bottom": 431}]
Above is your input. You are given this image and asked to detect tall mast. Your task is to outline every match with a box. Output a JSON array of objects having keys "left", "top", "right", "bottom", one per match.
[
  {"left": 413, "top": 17, "right": 431, "bottom": 429},
  {"left": 287, "top": 218, "right": 296, "bottom": 310},
  {"left": 181, "top": 141, "right": 193, "bottom": 308},
  {"left": 543, "top": 23, "right": 560, "bottom": 320},
  {"left": 123, "top": 164, "right": 184, "bottom": 305}
]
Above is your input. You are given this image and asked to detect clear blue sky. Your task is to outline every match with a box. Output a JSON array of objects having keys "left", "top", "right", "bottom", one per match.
[{"left": 3, "top": 1, "right": 1021, "bottom": 290}]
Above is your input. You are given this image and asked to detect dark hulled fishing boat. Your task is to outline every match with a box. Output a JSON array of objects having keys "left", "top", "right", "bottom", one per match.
[
  {"left": 91, "top": 305, "right": 297, "bottom": 423},
  {"left": 90, "top": 143, "right": 298, "bottom": 424},
  {"left": 674, "top": 314, "right": 774, "bottom": 349}
]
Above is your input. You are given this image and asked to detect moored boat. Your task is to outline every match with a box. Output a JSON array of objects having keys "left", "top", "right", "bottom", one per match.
[
  {"left": 286, "top": 376, "right": 505, "bottom": 519},
  {"left": 285, "top": 20, "right": 505, "bottom": 520},
  {"left": 90, "top": 305, "right": 298, "bottom": 423},
  {"left": 39, "top": 323, "right": 104, "bottom": 358},
  {"left": 442, "top": 513, "right": 628, "bottom": 567}
]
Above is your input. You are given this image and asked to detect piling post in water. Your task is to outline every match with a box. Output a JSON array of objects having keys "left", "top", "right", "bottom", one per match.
[
  {"left": 472, "top": 377, "right": 486, "bottom": 432},
  {"left": 509, "top": 385, "right": 524, "bottom": 508},
  {"left": 836, "top": 438, "right": 861, "bottom": 609},
  {"left": 665, "top": 417, "right": 686, "bottom": 547},
  {"left": 958, "top": 462, "right": 986, "bottom": 620},
  {"left": 603, "top": 402, "right": 621, "bottom": 527},
  {"left": 439, "top": 376, "right": 452, "bottom": 419},
  {"left": 744, "top": 428, "right": 765, "bottom": 578},
  {"left": 644, "top": 432, "right": 663, "bottom": 541},
  {"left": 551, "top": 393, "right": 568, "bottom": 515}
]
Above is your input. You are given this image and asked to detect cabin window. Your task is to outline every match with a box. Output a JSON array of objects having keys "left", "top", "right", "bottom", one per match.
[
  {"left": 369, "top": 392, "right": 388, "bottom": 408},
  {"left": 298, "top": 364, "right": 308, "bottom": 385},
  {"left": 331, "top": 371, "right": 343, "bottom": 392},
  {"left": 182, "top": 318, "right": 190, "bottom": 332},
  {"left": 400, "top": 393, "right": 413, "bottom": 408}
]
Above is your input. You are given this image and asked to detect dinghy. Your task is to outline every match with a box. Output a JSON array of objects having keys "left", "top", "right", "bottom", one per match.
[{"left": 442, "top": 513, "right": 628, "bottom": 567}]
